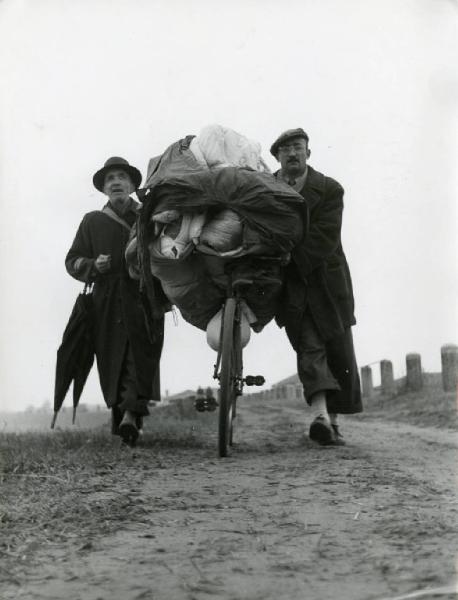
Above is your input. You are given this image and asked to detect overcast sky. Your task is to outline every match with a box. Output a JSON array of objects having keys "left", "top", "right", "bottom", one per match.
[{"left": 0, "top": 0, "right": 457, "bottom": 412}]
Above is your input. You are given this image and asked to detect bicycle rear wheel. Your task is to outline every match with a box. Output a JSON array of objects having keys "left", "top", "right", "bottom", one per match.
[{"left": 218, "top": 298, "right": 238, "bottom": 457}]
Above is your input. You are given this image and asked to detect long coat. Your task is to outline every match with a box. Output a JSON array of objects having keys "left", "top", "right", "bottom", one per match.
[
  {"left": 276, "top": 166, "right": 361, "bottom": 414},
  {"left": 277, "top": 166, "right": 356, "bottom": 341},
  {"left": 65, "top": 202, "right": 164, "bottom": 408}
]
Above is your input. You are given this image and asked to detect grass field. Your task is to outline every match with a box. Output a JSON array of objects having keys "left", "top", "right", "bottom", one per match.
[{"left": 0, "top": 400, "right": 216, "bottom": 587}]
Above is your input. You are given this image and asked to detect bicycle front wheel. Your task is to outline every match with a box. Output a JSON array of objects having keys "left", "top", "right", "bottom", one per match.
[{"left": 218, "top": 298, "right": 237, "bottom": 457}]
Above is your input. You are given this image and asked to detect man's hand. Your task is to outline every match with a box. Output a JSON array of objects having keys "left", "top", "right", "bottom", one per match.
[{"left": 94, "top": 254, "right": 111, "bottom": 274}]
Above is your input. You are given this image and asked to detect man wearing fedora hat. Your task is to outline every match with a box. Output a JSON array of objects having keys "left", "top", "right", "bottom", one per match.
[
  {"left": 65, "top": 157, "right": 166, "bottom": 446},
  {"left": 271, "top": 129, "right": 362, "bottom": 446}
]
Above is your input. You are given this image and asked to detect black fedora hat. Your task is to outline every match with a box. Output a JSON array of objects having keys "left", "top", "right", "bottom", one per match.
[
  {"left": 270, "top": 128, "right": 309, "bottom": 158},
  {"left": 93, "top": 157, "right": 142, "bottom": 192}
]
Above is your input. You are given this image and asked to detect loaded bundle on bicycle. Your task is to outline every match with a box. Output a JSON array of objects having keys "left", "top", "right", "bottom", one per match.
[{"left": 126, "top": 125, "right": 306, "bottom": 456}]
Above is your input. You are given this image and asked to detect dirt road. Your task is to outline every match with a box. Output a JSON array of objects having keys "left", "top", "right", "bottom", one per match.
[{"left": 3, "top": 396, "right": 457, "bottom": 600}]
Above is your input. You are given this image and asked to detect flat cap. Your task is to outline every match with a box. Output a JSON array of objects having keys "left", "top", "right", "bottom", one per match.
[{"left": 270, "top": 128, "right": 309, "bottom": 158}]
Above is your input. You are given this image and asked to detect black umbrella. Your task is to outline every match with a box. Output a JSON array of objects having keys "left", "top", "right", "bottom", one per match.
[{"left": 51, "top": 287, "right": 95, "bottom": 428}]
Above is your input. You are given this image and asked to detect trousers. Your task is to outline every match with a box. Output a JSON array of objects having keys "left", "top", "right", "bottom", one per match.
[
  {"left": 111, "top": 344, "right": 150, "bottom": 435},
  {"left": 285, "top": 309, "right": 362, "bottom": 414}
]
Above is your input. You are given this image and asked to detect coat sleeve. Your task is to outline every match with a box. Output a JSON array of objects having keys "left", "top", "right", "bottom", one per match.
[
  {"left": 292, "top": 180, "right": 344, "bottom": 278},
  {"left": 65, "top": 215, "right": 97, "bottom": 283}
]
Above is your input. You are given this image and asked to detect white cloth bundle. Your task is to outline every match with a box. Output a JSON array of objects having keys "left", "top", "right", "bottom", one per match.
[
  {"left": 190, "top": 124, "right": 270, "bottom": 172},
  {"left": 154, "top": 213, "right": 206, "bottom": 259}
]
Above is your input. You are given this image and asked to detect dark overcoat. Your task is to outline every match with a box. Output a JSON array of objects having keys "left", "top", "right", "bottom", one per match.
[
  {"left": 277, "top": 166, "right": 356, "bottom": 341},
  {"left": 65, "top": 203, "right": 164, "bottom": 408},
  {"left": 276, "top": 166, "right": 361, "bottom": 414}
]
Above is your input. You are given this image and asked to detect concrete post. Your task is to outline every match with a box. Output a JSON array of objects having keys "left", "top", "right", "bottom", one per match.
[
  {"left": 275, "top": 385, "right": 286, "bottom": 400},
  {"left": 406, "top": 353, "right": 423, "bottom": 391},
  {"left": 380, "top": 360, "right": 395, "bottom": 396},
  {"left": 286, "top": 384, "right": 296, "bottom": 401},
  {"left": 441, "top": 344, "right": 458, "bottom": 392},
  {"left": 361, "top": 366, "right": 374, "bottom": 398},
  {"left": 266, "top": 389, "right": 275, "bottom": 401}
]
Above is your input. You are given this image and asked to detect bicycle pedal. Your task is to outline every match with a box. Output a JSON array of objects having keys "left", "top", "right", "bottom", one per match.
[
  {"left": 195, "top": 397, "right": 218, "bottom": 412},
  {"left": 206, "top": 396, "right": 218, "bottom": 412},
  {"left": 244, "top": 375, "right": 265, "bottom": 386},
  {"left": 194, "top": 398, "right": 206, "bottom": 412}
]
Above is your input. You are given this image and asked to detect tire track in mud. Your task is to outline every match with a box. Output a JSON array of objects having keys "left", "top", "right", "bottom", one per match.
[{"left": 4, "top": 400, "right": 458, "bottom": 600}]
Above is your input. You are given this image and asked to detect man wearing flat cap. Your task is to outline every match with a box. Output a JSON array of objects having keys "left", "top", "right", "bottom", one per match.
[
  {"left": 271, "top": 129, "right": 362, "bottom": 445},
  {"left": 65, "top": 157, "right": 165, "bottom": 446}
]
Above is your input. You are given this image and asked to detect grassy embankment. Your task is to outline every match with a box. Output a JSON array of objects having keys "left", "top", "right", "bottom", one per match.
[{"left": 356, "top": 372, "right": 457, "bottom": 430}]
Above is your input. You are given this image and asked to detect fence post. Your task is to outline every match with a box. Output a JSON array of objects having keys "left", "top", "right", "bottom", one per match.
[
  {"left": 441, "top": 344, "right": 458, "bottom": 392},
  {"left": 380, "top": 360, "right": 395, "bottom": 395},
  {"left": 266, "top": 389, "right": 276, "bottom": 401},
  {"left": 276, "top": 385, "right": 287, "bottom": 400},
  {"left": 406, "top": 353, "right": 423, "bottom": 391},
  {"left": 361, "top": 366, "right": 374, "bottom": 398},
  {"left": 286, "top": 384, "right": 296, "bottom": 401},
  {"left": 295, "top": 383, "right": 303, "bottom": 400}
]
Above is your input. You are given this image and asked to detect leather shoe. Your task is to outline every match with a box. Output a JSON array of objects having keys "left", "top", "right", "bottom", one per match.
[
  {"left": 309, "top": 416, "right": 345, "bottom": 446},
  {"left": 119, "top": 413, "right": 139, "bottom": 447},
  {"left": 331, "top": 424, "right": 346, "bottom": 446}
]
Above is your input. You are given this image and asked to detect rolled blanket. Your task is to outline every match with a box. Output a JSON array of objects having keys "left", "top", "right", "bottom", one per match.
[
  {"left": 156, "top": 213, "right": 206, "bottom": 259},
  {"left": 199, "top": 209, "right": 243, "bottom": 252}
]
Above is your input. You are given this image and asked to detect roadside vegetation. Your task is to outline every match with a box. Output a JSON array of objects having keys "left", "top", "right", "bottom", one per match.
[{"left": 0, "top": 401, "right": 215, "bottom": 587}]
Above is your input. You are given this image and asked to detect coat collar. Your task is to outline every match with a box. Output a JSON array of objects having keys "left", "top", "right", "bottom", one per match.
[
  {"left": 302, "top": 165, "right": 325, "bottom": 192},
  {"left": 298, "top": 165, "right": 325, "bottom": 210},
  {"left": 102, "top": 198, "right": 139, "bottom": 231},
  {"left": 275, "top": 165, "right": 325, "bottom": 209}
]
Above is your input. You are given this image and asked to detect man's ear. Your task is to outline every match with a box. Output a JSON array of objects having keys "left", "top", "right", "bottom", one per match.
[{"left": 306, "top": 148, "right": 311, "bottom": 159}]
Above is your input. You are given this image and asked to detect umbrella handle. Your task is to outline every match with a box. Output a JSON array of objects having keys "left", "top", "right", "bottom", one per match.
[
  {"left": 50, "top": 411, "right": 58, "bottom": 429},
  {"left": 72, "top": 406, "right": 77, "bottom": 424}
]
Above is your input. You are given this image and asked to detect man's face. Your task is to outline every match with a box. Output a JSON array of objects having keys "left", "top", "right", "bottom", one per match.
[
  {"left": 277, "top": 137, "right": 310, "bottom": 178},
  {"left": 103, "top": 169, "right": 134, "bottom": 206}
]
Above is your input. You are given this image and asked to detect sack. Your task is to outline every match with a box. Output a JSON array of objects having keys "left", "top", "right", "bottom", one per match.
[
  {"left": 206, "top": 303, "right": 253, "bottom": 351},
  {"left": 148, "top": 245, "right": 225, "bottom": 330}
]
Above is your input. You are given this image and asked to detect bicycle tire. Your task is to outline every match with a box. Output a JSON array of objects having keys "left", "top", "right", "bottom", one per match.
[
  {"left": 229, "top": 321, "right": 243, "bottom": 447},
  {"left": 218, "top": 298, "right": 237, "bottom": 457}
]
